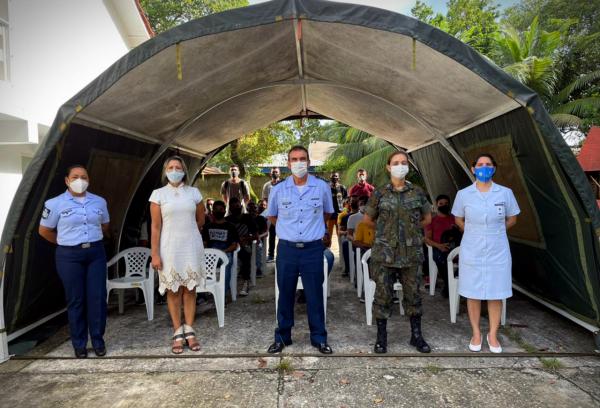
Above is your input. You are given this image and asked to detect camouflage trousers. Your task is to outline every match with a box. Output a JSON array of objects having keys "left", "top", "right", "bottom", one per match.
[{"left": 371, "top": 262, "right": 423, "bottom": 319}]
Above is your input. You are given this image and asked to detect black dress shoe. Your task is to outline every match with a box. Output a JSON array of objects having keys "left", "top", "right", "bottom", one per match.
[
  {"left": 93, "top": 346, "right": 107, "bottom": 357},
  {"left": 267, "top": 340, "right": 292, "bottom": 353},
  {"left": 312, "top": 342, "right": 333, "bottom": 354},
  {"left": 74, "top": 348, "right": 88, "bottom": 359}
]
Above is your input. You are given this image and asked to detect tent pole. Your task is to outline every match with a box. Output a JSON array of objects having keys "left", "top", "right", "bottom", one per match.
[{"left": 0, "top": 268, "right": 10, "bottom": 363}]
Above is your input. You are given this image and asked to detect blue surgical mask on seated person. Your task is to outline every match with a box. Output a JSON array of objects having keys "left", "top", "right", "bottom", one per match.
[
  {"left": 166, "top": 170, "right": 185, "bottom": 183},
  {"left": 474, "top": 166, "right": 495, "bottom": 182},
  {"left": 291, "top": 162, "right": 308, "bottom": 178}
]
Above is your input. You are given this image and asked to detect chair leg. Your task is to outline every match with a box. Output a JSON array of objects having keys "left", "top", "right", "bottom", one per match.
[
  {"left": 141, "top": 284, "right": 154, "bottom": 321},
  {"left": 429, "top": 265, "right": 437, "bottom": 296},
  {"left": 397, "top": 289, "right": 405, "bottom": 316},
  {"left": 118, "top": 289, "right": 124, "bottom": 314},
  {"left": 366, "top": 284, "right": 374, "bottom": 326},
  {"left": 214, "top": 289, "right": 224, "bottom": 328}
]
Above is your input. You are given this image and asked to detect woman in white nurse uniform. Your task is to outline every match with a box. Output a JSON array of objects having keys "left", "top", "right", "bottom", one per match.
[{"left": 451, "top": 153, "right": 520, "bottom": 353}]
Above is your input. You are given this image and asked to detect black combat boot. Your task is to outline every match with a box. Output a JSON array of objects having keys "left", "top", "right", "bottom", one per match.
[
  {"left": 374, "top": 319, "right": 387, "bottom": 353},
  {"left": 409, "top": 316, "right": 431, "bottom": 353}
]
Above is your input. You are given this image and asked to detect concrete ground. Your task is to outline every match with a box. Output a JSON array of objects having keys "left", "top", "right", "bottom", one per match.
[{"left": 1, "top": 239, "right": 599, "bottom": 407}]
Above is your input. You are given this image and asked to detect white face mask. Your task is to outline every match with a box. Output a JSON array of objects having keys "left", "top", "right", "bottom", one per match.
[
  {"left": 290, "top": 161, "right": 308, "bottom": 178},
  {"left": 359, "top": 205, "right": 366, "bottom": 213},
  {"left": 390, "top": 164, "right": 409, "bottom": 179},
  {"left": 69, "top": 178, "right": 89, "bottom": 194},
  {"left": 358, "top": 174, "right": 366, "bottom": 182},
  {"left": 166, "top": 170, "right": 185, "bottom": 183}
]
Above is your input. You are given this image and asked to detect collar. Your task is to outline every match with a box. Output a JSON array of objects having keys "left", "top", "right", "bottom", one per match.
[
  {"left": 467, "top": 182, "right": 500, "bottom": 193},
  {"left": 64, "top": 189, "right": 89, "bottom": 201},
  {"left": 384, "top": 181, "right": 413, "bottom": 193},
  {"left": 284, "top": 174, "right": 317, "bottom": 188},
  {"left": 167, "top": 182, "right": 185, "bottom": 190}
]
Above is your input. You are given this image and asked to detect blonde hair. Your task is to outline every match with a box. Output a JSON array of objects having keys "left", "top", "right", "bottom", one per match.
[{"left": 161, "top": 155, "right": 189, "bottom": 184}]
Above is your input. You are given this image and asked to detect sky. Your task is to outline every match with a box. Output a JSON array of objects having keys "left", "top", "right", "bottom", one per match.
[{"left": 247, "top": 0, "right": 521, "bottom": 16}]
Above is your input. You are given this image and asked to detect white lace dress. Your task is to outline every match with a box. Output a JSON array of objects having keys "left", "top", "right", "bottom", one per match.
[{"left": 149, "top": 183, "right": 206, "bottom": 294}]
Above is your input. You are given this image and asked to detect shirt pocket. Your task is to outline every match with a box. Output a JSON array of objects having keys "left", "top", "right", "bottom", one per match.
[
  {"left": 308, "top": 200, "right": 322, "bottom": 215},
  {"left": 278, "top": 198, "right": 293, "bottom": 219},
  {"left": 88, "top": 208, "right": 104, "bottom": 225}
]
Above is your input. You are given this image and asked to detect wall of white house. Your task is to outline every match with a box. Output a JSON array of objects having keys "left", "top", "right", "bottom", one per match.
[{"left": 0, "top": 0, "right": 147, "bottom": 238}]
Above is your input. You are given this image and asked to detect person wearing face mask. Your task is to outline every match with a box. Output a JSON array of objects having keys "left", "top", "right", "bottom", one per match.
[
  {"left": 205, "top": 198, "right": 215, "bottom": 223},
  {"left": 349, "top": 168, "right": 375, "bottom": 198},
  {"left": 38, "top": 165, "right": 111, "bottom": 359},
  {"left": 326, "top": 172, "right": 348, "bottom": 247},
  {"left": 451, "top": 153, "right": 520, "bottom": 354},
  {"left": 265, "top": 145, "right": 334, "bottom": 355},
  {"left": 221, "top": 164, "right": 251, "bottom": 215},
  {"left": 262, "top": 167, "right": 281, "bottom": 262},
  {"left": 362, "top": 151, "right": 432, "bottom": 354},
  {"left": 201, "top": 200, "right": 239, "bottom": 300},
  {"left": 225, "top": 197, "right": 258, "bottom": 296},
  {"left": 424, "top": 195, "right": 460, "bottom": 298},
  {"left": 149, "top": 156, "right": 206, "bottom": 354}
]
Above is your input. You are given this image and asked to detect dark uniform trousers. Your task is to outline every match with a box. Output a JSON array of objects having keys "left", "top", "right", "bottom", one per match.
[
  {"left": 372, "top": 262, "right": 423, "bottom": 320},
  {"left": 268, "top": 224, "right": 276, "bottom": 258},
  {"left": 55, "top": 241, "right": 107, "bottom": 350},
  {"left": 275, "top": 239, "right": 326, "bottom": 345}
]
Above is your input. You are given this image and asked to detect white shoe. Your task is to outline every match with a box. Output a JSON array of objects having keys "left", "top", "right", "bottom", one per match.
[
  {"left": 468, "top": 337, "right": 482, "bottom": 352},
  {"left": 487, "top": 334, "right": 502, "bottom": 353}
]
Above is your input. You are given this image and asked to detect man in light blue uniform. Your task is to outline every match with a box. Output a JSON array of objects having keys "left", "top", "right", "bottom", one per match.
[
  {"left": 39, "top": 165, "right": 110, "bottom": 358},
  {"left": 266, "top": 146, "right": 334, "bottom": 354}
]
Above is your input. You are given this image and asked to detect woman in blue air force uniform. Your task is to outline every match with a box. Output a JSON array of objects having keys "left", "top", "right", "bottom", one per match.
[{"left": 39, "top": 165, "right": 110, "bottom": 359}]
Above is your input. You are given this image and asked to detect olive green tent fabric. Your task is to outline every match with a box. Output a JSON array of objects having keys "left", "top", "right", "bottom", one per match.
[{"left": 1, "top": 0, "right": 599, "bottom": 335}]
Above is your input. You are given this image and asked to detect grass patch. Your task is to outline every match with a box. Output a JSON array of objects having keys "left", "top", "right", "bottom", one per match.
[
  {"left": 425, "top": 364, "right": 442, "bottom": 374},
  {"left": 250, "top": 295, "right": 267, "bottom": 304},
  {"left": 540, "top": 358, "right": 563, "bottom": 371},
  {"left": 276, "top": 358, "right": 294, "bottom": 373},
  {"left": 500, "top": 326, "right": 537, "bottom": 353}
]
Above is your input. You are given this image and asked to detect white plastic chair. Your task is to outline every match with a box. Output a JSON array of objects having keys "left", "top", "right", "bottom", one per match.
[
  {"left": 196, "top": 249, "right": 228, "bottom": 328},
  {"left": 275, "top": 256, "right": 328, "bottom": 322},
  {"left": 447, "top": 246, "right": 506, "bottom": 325},
  {"left": 106, "top": 247, "right": 154, "bottom": 321},
  {"left": 356, "top": 247, "right": 363, "bottom": 298},
  {"left": 261, "top": 236, "right": 267, "bottom": 273},
  {"left": 230, "top": 247, "right": 240, "bottom": 301},
  {"left": 426, "top": 244, "right": 438, "bottom": 296},
  {"left": 361, "top": 249, "right": 404, "bottom": 326}
]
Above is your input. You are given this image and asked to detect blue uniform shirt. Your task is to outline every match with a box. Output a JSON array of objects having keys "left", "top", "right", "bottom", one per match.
[
  {"left": 266, "top": 174, "right": 334, "bottom": 242},
  {"left": 40, "top": 190, "right": 110, "bottom": 246}
]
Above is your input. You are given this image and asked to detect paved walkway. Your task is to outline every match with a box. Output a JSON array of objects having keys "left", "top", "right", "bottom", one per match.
[{"left": 1, "top": 239, "right": 599, "bottom": 407}]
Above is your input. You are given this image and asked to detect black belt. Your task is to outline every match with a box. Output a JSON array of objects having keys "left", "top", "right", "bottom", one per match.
[
  {"left": 278, "top": 239, "right": 322, "bottom": 249},
  {"left": 59, "top": 241, "right": 102, "bottom": 249}
]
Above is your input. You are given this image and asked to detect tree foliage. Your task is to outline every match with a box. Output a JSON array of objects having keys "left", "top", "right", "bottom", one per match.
[{"left": 140, "top": 0, "right": 249, "bottom": 33}]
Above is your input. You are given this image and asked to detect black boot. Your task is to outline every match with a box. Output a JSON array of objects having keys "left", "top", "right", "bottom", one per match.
[
  {"left": 374, "top": 319, "right": 387, "bottom": 353},
  {"left": 409, "top": 316, "right": 431, "bottom": 353}
]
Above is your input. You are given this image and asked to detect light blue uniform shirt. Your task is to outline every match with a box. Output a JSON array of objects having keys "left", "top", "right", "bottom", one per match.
[
  {"left": 266, "top": 175, "right": 334, "bottom": 242},
  {"left": 40, "top": 190, "right": 110, "bottom": 246}
]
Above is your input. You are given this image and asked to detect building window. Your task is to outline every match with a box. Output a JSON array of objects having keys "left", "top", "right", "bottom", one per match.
[{"left": 0, "top": 0, "right": 8, "bottom": 81}]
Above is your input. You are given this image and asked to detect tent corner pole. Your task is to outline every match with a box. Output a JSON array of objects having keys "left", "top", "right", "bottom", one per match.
[{"left": 0, "top": 266, "right": 10, "bottom": 364}]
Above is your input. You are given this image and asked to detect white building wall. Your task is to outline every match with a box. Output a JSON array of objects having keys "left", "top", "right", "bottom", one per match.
[{"left": 0, "top": 0, "right": 148, "bottom": 239}]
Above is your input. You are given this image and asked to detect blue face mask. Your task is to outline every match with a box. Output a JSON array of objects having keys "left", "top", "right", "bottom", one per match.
[
  {"left": 166, "top": 170, "right": 185, "bottom": 183},
  {"left": 474, "top": 166, "right": 495, "bottom": 182}
]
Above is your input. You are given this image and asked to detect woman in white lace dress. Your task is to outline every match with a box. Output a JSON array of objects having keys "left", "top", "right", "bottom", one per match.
[{"left": 150, "top": 156, "right": 206, "bottom": 354}]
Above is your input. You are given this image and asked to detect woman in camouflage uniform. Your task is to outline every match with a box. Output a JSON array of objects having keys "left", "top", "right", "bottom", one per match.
[{"left": 363, "top": 151, "right": 432, "bottom": 353}]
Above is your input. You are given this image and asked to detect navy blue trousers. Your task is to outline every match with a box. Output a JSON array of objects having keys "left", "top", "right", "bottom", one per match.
[
  {"left": 275, "top": 240, "right": 326, "bottom": 345},
  {"left": 55, "top": 242, "right": 107, "bottom": 350}
]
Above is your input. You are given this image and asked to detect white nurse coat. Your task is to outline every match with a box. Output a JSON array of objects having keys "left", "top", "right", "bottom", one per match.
[{"left": 451, "top": 182, "right": 520, "bottom": 300}]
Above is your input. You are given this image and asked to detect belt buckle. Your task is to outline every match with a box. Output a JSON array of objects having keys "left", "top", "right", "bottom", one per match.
[
  {"left": 295, "top": 242, "right": 304, "bottom": 248},
  {"left": 81, "top": 243, "right": 91, "bottom": 249}
]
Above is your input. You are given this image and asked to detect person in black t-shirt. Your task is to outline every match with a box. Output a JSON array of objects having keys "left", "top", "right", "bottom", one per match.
[
  {"left": 226, "top": 197, "right": 257, "bottom": 296},
  {"left": 201, "top": 201, "right": 239, "bottom": 297},
  {"left": 248, "top": 201, "right": 269, "bottom": 278}
]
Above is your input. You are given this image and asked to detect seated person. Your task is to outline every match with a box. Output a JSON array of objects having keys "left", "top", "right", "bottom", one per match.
[
  {"left": 339, "top": 198, "right": 359, "bottom": 277},
  {"left": 424, "top": 194, "right": 460, "bottom": 297},
  {"left": 353, "top": 218, "right": 375, "bottom": 301},
  {"left": 226, "top": 197, "right": 257, "bottom": 296},
  {"left": 247, "top": 201, "right": 269, "bottom": 278},
  {"left": 201, "top": 200, "right": 239, "bottom": 297},
  {"left": 346, "top": 195, "right": 369, "bottom": 241}
]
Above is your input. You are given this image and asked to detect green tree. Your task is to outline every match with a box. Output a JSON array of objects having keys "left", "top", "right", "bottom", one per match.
[{"left": 140, "top": 0, "right": 249, "bottom": 33}]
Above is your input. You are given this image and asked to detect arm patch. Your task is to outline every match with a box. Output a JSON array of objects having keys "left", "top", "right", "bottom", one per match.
[{"left": 42, "top": 207, "right": 51, "bottom": 219}]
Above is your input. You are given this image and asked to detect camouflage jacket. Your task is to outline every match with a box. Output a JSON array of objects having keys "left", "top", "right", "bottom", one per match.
[{"left": 365, "top": 182, "right": 431, "bottom": 268}]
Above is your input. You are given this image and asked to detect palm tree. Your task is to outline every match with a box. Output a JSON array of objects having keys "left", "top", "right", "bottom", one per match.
[
  {"left": 322, "top": 124, "right": 397, "bottom": 188},
  {"left": 493, "top": 18, "right": 599, "bottom": 131}
]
